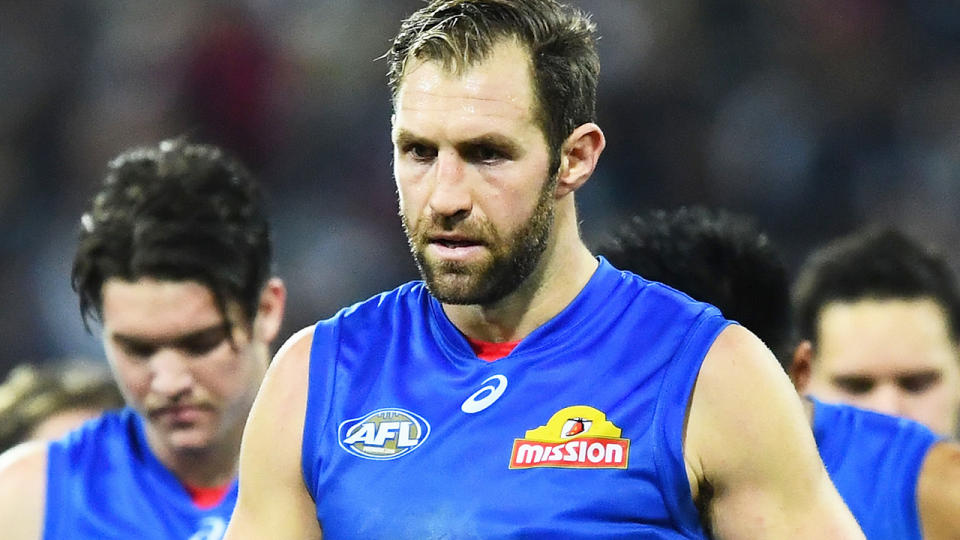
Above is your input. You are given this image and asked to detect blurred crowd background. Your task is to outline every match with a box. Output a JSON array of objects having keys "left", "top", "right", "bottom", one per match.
[{"left": 2, "top": 0, "right": 959, "bottom": 378}]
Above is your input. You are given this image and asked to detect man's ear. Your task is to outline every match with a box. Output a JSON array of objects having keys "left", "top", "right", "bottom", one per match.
[
  {"left": 254, "top": 277, "right": 287, "bottom": 344},
  {"left": 790, "top": 340, "right": 814, "bottom": 393},
  {"left": 555, "top": 122, "right": 605, "bottom": 198}
]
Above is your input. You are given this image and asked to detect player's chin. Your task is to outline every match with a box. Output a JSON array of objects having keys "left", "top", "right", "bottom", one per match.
[
  {"left": 426, "top": 274, "right": 493, "bottom": 305},
  {"left": 161, "top": 423, "right": 220, "bottom": 452}
]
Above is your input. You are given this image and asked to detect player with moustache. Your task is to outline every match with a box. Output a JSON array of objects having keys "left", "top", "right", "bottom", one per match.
[{"left": 0, "top": 139, "right": 286, "bottom": 540}]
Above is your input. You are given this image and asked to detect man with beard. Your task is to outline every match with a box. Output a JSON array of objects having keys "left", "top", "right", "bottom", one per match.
[
  {"left": 225, "top": 1, "right": 862, "bottom": 538},
  {"left": 0, "top": 139, "right": 286, "bottom": 539}
]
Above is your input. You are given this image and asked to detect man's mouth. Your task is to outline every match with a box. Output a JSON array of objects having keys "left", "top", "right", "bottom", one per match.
[
  {"left": 426, "top": 235, "right": 486, "bottom": 261},
  {"left": 150, "top": 404, "right": 210, "bottom": 424},
  {"left": 432, "top": 238, "right": 480, "bottom": 248}
]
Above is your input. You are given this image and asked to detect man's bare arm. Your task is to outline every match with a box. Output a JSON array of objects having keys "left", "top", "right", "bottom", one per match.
[
  {"left": 918, "top": 440, "right": 960, "bottom": 540},
  {"left": 224, "top": 326, "right": 322, "bottom": 540},
  {"left": 685, "top": 324, "right": 864, "bottom": 539},
  {"left": 0, "top": 441, "right": 48, "bottom": 539}
]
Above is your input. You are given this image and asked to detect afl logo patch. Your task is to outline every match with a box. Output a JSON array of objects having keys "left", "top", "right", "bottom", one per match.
[{"left": 338, "top": 408, "right": 430, "bottom": 460}]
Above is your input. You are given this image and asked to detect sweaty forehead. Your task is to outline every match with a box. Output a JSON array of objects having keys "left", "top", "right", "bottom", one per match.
[{"left": 395, "top": 42, "right": 538, "bottom": 125}]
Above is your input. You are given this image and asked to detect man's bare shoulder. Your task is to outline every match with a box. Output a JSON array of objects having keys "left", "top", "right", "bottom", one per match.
[
  {"left": 685, "top": 324, "right": 863, "bottom": 538},
  {"left": 0, "top": 441, "right": 48, "bottom": 538},
  {"left": 918, "top": 439, "right": 960, "bottom": 539},
  {"left": 267, "top": 324, "right": 315, "bottom": 385},
  {"left": 695, "top": 324, "right": 782, "bottom": 391},
  {"left": 0, "top": 439, "right": 47, "bottom": 480}
]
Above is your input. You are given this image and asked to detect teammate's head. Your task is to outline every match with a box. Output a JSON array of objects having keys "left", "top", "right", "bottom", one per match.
[
  {"left": 71, "top": 138, "right": 286, "bottom": 456},
  {"left": 792, "top": 227, "right": 960, "bottom": 436},
  {"left": 0, "top": 361, "right": 123, "bottom": 453},
  {"left": 389, "top": 0, "right": 605, "bottom": 306},
  {"left": 388, "top": 0, "right": 600, "bottom": 175},
  {"left": 599, "top": 207, "right": 792, "bottom": 366},
  {"left": 73, "top": 138, "right": 274, "bottom": 333}
]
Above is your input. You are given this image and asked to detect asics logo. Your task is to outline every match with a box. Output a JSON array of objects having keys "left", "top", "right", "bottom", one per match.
[
  {"left": 188, "top": 517, "right": 227, "bottom": 540},
  {"left": 461, "top": 375, "right": 508, "bottom": 414}
]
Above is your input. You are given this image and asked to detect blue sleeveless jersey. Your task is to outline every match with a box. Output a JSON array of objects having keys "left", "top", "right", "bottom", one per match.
[
  {"left": 44, "top": 408, "right": 237, "bottom": 540},
  {"left": 302, "top": 258, "right": 730, "bottom": 538},
  {"left": 811, "top": 397, "right": 941, "bottom": 540}
]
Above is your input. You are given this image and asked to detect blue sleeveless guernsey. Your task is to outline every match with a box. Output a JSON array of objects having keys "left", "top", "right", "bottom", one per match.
[
  {"left": 811, "top": 396, "right": 942, "bottom": 540},
  {"left": 302, "top": 257, "right": 731, "bottom": 538},
  {"left": 44, "top": 408, "right": 237, "bottom": 540}
]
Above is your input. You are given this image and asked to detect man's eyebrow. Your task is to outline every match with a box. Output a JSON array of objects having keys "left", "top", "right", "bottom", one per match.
[
  {"left": 896, "top": 369, "right": 942, "bottom": 379},
  {"left": 112, "top": 322, "right": 229, "bottom": 348},
  {"left": 455, "top": 134, "right": 523, "bottom": 155},
  {"left": 393, "top": 129, "right": 429, "bottom": 147},
  {"left": 830, "top": 374, "right": 875, "bottom": 383},
  {"left": 394, "top": 129, "right": 523, "bottom": 154}
]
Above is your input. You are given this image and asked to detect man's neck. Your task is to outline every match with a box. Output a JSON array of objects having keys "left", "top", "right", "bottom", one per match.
[
  {"left": 145, "top": 424, "right": 241, "bottom": 488},
  {"left": 801, "top": 394, "right": 816, "bottom": 426}
]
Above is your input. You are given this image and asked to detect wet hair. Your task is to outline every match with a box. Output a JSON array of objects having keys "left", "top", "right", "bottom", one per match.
[
  {"left": 72, "top": 138, "right": 272, "bottom": 331},
  {"left": 0, "top": 361, "right": 124, "bottom": 452},
  {"left": 388, "top": 0, "right": 599, "bottom": 173},
  {"left": 599, "top": 206, "right": 792, "bottom": 368},
  {"left": 793, "top": 227, "right": 960, "bottom": 346}
]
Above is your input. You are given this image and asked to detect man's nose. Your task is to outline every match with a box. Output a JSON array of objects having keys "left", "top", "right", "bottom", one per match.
[
  {"left": 149, "top": 349, "right": 194, "bottom": 399},
  {"left": 862, "top": 383, "right": 907, "bottom": 418},
  {"left": 427, "top": 150, "right": 472, "bottom": 220}
]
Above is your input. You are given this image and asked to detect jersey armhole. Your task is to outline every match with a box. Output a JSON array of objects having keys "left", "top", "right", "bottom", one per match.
[
  {"left": 652, "top": 308, "right": 731, "bottom": 536},
  {"left": 301, "top": 319, "right": 342, "bottom": 503},
  {"left": 42, "top": 440, "right": 65, "bottom": 540}
]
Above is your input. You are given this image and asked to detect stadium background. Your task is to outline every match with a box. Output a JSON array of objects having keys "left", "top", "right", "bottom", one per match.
[{"left": 1, "top": 1, "right": 958, "bottom": 377}]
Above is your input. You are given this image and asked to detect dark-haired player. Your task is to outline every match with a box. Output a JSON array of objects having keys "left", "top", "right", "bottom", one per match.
[
  {"left": 600, "top": 206, "right": 960, "bottom": 539},
  {"left": 0, "top": 139, "right": 286, "bottom": 539}
]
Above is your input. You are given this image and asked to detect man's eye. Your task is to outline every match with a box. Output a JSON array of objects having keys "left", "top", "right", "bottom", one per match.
[
  {"left": 833, "top": 377, "right": 875, "bottom": 395},
  {"left": 466, "top": 145, "right": 507, "bottom": 164},
  {"left": 120, "top": 342, "right": 155, "bottom": 358},
  {"left": 404, "top": 143, "right": 436, "bottom": 161},
  {"left": 182, "top": 340, "right": 222, "bottom": 356},
  {"left": 180, "top": 332, "right": 229, "bottom": 356},
  {"left": 898, "top": 372, "right": 941, "bottom": 394}
]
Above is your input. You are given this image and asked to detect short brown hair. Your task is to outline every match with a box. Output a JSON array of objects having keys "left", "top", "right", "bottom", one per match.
[{"left": 388, "top": 0, "right": 600, "bottom": 173}]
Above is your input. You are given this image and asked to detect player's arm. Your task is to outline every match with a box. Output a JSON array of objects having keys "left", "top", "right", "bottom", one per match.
[
  {"left": 224, "top": 326, "right": 322, "bottom": 540},
  {"left": 918, "top": 440, "right": 960, "bottom": 539},
  {"left": 0, "top": 441, "right": 48, "bottom": 539},
  {"left": 684, "top": 324, "right": 864, "bottom": 539}
]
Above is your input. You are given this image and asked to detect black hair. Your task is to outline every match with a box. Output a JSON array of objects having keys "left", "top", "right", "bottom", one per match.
[
  {"left": 599, "top": 206, "right": 792, "bottom": 368},
  {"left": 72, "top": 138, "right": 272, "bottom": 331},
  {"left": 793, "top": 227, "right": 960, "bottom": 346}
]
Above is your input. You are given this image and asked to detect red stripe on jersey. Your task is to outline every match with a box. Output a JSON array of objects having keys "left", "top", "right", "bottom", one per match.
[
  {"left": 184, "top": 483, "right": 231, "bottom": 510},
  {"left": 466, "top": 336, "right": 521, "bottom": 362}
]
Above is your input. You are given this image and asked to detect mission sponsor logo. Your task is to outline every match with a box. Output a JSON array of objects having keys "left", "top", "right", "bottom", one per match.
[
  {"left": 509, "top": 406, "right": 629, "bottom": 469},
  {"left": 338, "top": 408, "right": 430, "bottom": 460}
]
